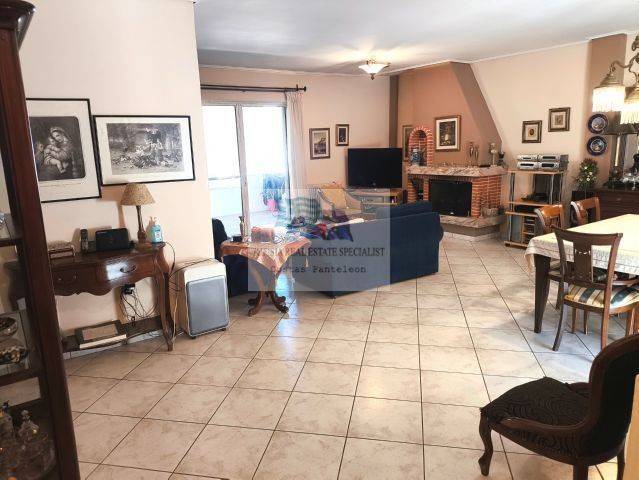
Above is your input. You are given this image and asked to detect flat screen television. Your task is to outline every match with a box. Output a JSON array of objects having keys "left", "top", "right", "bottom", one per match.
[{"left": 347, "top": 148, "right": 402, "bottom": 188}]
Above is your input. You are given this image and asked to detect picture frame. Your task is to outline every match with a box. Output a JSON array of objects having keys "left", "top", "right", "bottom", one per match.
[
  {"left": 26, "top": 98, "right": 101, "bottom": 203},
  {"left": 93, "top": 115, "right": 195, "bottom": 185},
  {"left": 522, "top": 120, "right": 542, "bottom": 143},
  {"left": 548, "top": 107, "right": 570, "bottom": 132},
  {"left": 402, "top": 125, "right": 413, "bottom": 160},
  {"left": 435, "top": 115, "right": 461, "bottom": 151},
  {"left": 309, "top": 128, "right": 330, "bottom": 159},
  {"left": 335, "top": 124, "right": 349, "bottom": 146}
]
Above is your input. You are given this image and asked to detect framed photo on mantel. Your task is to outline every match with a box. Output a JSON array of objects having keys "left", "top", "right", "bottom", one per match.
[{"left": 94, "top": 115, "right": 195, "bottom": 185}]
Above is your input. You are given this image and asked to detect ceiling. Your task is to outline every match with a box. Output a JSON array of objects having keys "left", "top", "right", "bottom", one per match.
[{"left": 194, "top": 0, "right": 639, "bottom": 75}]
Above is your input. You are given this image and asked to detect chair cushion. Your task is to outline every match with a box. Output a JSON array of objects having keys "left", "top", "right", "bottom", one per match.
[
  {"left": 566, "top": 284, "right": 639, "bottom": 309},
  {"left": 319, "top": 184, "right": 347, "bottom": 210},
  {"left": 482, "top": 377, "right": 589, "bottom": 456}
]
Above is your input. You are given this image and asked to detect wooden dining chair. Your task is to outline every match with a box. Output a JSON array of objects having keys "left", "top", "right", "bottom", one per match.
[
  {"left": 479, "top": 333, "right": 639, "bottom": 480},
  {"left": 571, "top": 197, "right": 601, "bottom": 226},
  {"left": 534, "top": 204, "right": 566, "bottom": 309},
  {"left": 552, "top": 227, "right": 639, "bottom": 351}
]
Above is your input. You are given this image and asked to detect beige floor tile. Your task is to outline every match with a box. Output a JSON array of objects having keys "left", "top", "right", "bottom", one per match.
[
  {"left": 419, "top": 346, "right": 481, "bottom": 374},
  {"left": 272, "top": 318, "right": 324, "bottom": 338},
  {"left": 334, "top": 291, "right": 377, "bottom": 306},
  {"left": 285, "top": 301, "right": 331, "bottom": 319},
  {"left": 523, "top": 331, "right": 590, "bottom": 355},
  {"left": 67, "top": 376, "right": 118, "bottom": 412},
  {"left": 452, "top": 273, "right": 495, "bottom": 286},
  {"left": 448, "top": 255, "right": 483, "bottom": 265},
  {"left": 162, "top": 332, "right": 222, "bottom": 355},
  {"left": 318, "top": 320, "right": 370, "bottom": 341},
  {"left": 464, "top": 310, "right": 519, "bottom": 330},
  {"left": 126, "top": 354, "right": 198, "bottom": 383},
  {"left": 598, "top": 462, "right": 622, "bottom": 480},
  {"left": 237, "top": 358, "right": 304, "bottom": 390},
  {"left": 79, "top": 461, "right": 98, "bottom": 479},
  {"left": 327, "top": 305, "right": 374, "bottom": 322},
  {"left": 227, "top": 317, "right": 279, "bottom": 335},
  {"left": 87, "top": 380, "right": 172, "bottom": 417},
  {"left": 204, "top": 334, "right": 266, "bottom": 358},
  {"left": 277, "top": 392, "right": 352, "bottom": 436},
  {"left": 417, "top": 294, "right": 462, "bottom": 310},
  {"left": 363, "top": 342, "right": 419, "bottom": 369},
  {"left": 378, "top": 280, "right": 416, "bottom": 294},
  {"left": 114, "top": 336, "right": 165, "bottom": 354},
  {"left": 416, "top": 283, "right": 456, "bottom": 295},
  {"left": 75, "top": 351, "right": 150, "bottom": 379},
  {"left": 255, "top": 336, "right": 315, "bottom": 361},
  {"left": 295, "top": 362, "right": 360, "bottom": 395},
  {"left": 74, "top": 413, "right": 138, "bottom": 463},
  {"left": 419, "top": 325, "right": 473, "bottom": 347},
  {"left": 371, "top": 306, "right": 418, "bottom": 324},
  {"left": 339, "top": 438, "right": 424, "bottom": 480},
  {"left": 418, "top": 309, "right": 467, "bottom": 327},
  {"left": 422, "top": 403, "right": 502, "bottom": 450},
  {"left": 307, "top": 339, "right": 365, "bottom": 365},
  {"left": 176, "top": 425, "right": 271, "bottom": 479},
  {"left": 86, "top": 465, "right": 170, "bottom": 479},
  {"left": 416, "top": 272, "right": 454, "bottom": 284},
  {"left": 476, "top": 350, "right": 544, "bottom": 378},
  {"left": 503, "top": 296, "right": 536, "bottom": 313},
  {"left": 179, "top": 356, "right": 250, "bottom": 386},
  {"left": 535, "top": 352, "right": 593, "bottom": 382},
  {"left": 367, "top": 323, "right": 418, "bottom": 344},
  {"left": 423, "top": 445, "right": 511, "bottom": 480},
  {"left": 507, "top": 452, "right": 601, "bottom": 480},
  {"left": 211, "top": 388, "right": 290, "bottom": 429},
  {"left": 357, "top": 366, "right": 421, "bottom": 401},
  {"left": 169, "top": 474, "right": 218, "bottom": 479},
  {"left": 104, "top": 418, "right": 202, "bottom": 471},
  {"left": 483, "top": 375, "right": 538, "bottom": 401},
  {"left": 146, "top": 384, "right": 229, "bottom": 423},
  {"left": 349, "top": 397, "right": 422, "bottom": 443},
  {"left": 450, "top": 264, "right": 488, "bottom": 275},
  {"left": 375, "top": 292, "right": 417, "bottom": 308},
  {"left": 254, "top": 431, "right": 344, "bottom": 480},
  {"left": 420, "top": 370, "right": 489, "bottom": 407},
  {"left": 65, "top": 355, "right": 95, "bottom": 375},
  {"left": 461, "top": 296, "right": 509, "bottom": 312},
  {"left": 455, "top": 284, "right": 501, "bottom": 298},
  {"left": 294, "top": 291, "right": 335, "bottom": 305},
  {"left": 470, "top": 328, "right": 531, "bottom": 351}
]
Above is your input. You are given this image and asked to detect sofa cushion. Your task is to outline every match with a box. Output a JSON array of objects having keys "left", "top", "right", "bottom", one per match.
[
  {"left": 376, "top": 200, "right": 432, "bottom": 219},
  {"left": 319, "top": 184, "right": 347, "bottom": 210}
]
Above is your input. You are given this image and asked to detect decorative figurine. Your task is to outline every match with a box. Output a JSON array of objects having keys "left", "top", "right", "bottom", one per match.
[{"left": 410, "top": 147, "right": 423, "bottom": 166}]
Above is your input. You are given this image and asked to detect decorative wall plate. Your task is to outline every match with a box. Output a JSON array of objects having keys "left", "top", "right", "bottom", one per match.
[
  {"left": 586, "top": 136, "right": 607, "bottom": 156},
  {"left": 587, "top": 114, "right": 608, "bottom": 134}
]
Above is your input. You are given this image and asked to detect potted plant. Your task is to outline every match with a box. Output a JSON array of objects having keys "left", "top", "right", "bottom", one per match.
[{"left": 573, "top": 158, "right": 598, "bottom": 200}]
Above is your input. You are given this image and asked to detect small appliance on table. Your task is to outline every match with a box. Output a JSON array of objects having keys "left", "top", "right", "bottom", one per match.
[{"left": 220, "top": 234, "right": 310, "bottom": 316}]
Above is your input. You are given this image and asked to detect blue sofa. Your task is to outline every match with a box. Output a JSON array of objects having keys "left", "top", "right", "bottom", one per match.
[{"left": 291, "top": 201, "right": 443, "bottom": 296}]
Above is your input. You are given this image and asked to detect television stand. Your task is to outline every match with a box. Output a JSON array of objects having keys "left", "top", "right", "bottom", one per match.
[{"left": 348, "top": 188, "right": 406, "bottom": 214}]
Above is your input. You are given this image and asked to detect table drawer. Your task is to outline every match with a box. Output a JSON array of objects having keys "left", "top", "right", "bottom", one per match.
[
  {"left": 52, "top": 267, "right": 95, "bottom": 290},
  {"left": 99, "top": 255, "right": 156, "bottom": 283}
]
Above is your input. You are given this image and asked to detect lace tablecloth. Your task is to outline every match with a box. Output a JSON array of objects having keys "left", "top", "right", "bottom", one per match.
[
  {"left": 525, "top": 214, "right": 639, "bottom": 275},
  {"left": 220, "top": 237, "right": 310, "bottom": 274}
]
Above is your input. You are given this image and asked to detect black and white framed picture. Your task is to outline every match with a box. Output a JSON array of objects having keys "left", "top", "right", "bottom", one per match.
[
  {"left": 522, "top": 120, "right": 542, "bottom": 143},
  {"left": 309, "top": 128, "right": 330, "bottom": 159},
  {"left": 335, "top": 124, "right": 349, "bottom": 146},
  {"left": 93, "top": 115, "right": 194, "bottom": 185},
  {"left": 548, "top": 107, "right": 570, "bottom": 132},
  {"left": 435, "top": 115, "right": 461, "bottom": 151},
  {"left": 26, "top": 98, "right": 101, "bottom": 202}
]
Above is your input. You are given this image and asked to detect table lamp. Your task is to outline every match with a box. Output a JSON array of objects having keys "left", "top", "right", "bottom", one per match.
[{"left": 121, "top": 183, "right": 155, "bottom": 243}]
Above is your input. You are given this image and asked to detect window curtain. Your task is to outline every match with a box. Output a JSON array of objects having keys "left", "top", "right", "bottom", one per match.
[{"left": 285, "top": 91, "right": 307, "bottom": 197}]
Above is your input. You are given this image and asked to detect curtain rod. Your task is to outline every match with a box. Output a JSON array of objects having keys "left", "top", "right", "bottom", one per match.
[{"left": 200, "top": 83, "right": 307, "bottom": 93}]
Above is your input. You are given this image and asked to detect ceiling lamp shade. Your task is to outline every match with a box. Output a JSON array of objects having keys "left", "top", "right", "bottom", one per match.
[
  {"left": 592, "top": 71, "right": 626, "bottom": 112},
  {"left": 358, "top": 60, "right": 389, "bottom": 80},
  {"left": 621, "top": 83, "right": 639, "bottom": 124}
]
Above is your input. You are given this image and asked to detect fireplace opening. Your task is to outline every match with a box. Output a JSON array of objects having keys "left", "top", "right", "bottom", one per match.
[{"left": 429, "top": 179, "right": 472, "bottom": 217}]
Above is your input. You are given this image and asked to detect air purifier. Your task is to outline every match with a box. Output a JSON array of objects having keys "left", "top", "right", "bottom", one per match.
[{"left": 172, "top": 258, "right": 229, "bottom": 337}]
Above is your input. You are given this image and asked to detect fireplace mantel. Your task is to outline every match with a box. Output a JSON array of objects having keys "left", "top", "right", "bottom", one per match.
[{"left": 406, "top": 164, "right": 508, "bottom": 177}]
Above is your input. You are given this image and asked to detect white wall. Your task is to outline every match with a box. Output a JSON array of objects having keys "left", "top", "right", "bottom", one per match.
[
  {"left": 20, "top": 0, "right": 213, "bottom": 333},
  {"left": 200, "top": 67, "right": 390, "bottom": 185}
]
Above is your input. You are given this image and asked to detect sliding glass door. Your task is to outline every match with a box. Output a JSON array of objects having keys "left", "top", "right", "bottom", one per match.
[{"left": 203, "top": 103, "right": 289, "bottom": 236}]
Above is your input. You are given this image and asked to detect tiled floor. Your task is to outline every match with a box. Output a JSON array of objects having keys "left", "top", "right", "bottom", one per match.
[{"left": 67, "top": 237, "right": 626, "bottom": 480}]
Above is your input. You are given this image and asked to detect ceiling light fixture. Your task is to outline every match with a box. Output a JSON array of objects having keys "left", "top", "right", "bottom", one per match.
[{"left": 358, "top": 60, "right": 389, "bottom": 80}]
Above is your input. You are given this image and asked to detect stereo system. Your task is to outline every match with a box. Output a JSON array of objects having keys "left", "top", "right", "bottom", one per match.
[{"left": 516, "top": 154, "right": 568, "bottom": 171}]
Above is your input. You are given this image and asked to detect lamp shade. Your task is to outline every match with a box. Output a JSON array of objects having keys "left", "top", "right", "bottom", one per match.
[
  {"left": 621, "top": 83, "right": 639, "bottom": 124},
  {"left": 121, "top": 183, "right": 155, "bottom": 206},
  {"left": 358, "top": 60, "right": 389, "bottom": 79},
  {"left": 592, "top": 72, "right": 626, "bottom": 112}
]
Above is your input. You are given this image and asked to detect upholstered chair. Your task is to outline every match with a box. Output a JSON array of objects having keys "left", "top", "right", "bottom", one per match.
[{"left": 317, "top": 182, "right": 363, "bottom": 220}]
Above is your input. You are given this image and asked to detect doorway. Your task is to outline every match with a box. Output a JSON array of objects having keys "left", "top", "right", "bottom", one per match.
[{"left": 203, "top": 103, "right": 289, "bottom": 236}]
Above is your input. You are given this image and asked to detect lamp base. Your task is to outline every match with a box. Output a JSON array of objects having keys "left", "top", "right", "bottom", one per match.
[{"left": 136, "top": 205, "right": 147, "bottom": 244}]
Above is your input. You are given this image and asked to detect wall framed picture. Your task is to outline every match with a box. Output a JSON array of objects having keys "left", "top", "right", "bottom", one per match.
[
  {"left": 435, "top": 115, "right": 461, "bottom": 151},
  {"left": 94, "top": 115, "right": 194, "bottom": 185},
  {"left": 309, "top": 128, "right": 330, "bottom": 159},
  {"left": 335, "top": 124, "right": 349, "bottom": 146},
  {"left": 402, "top": 125, "right": 413, "bottom": 160},
  {"left": 522, "top": 120, "right": 542, "bottom": 143},
  {"left": 26, "top": 98, "right": 101, "bottom": 203},
  {"left": 548, "top": 107, "right": 570, "bottom": 132}
]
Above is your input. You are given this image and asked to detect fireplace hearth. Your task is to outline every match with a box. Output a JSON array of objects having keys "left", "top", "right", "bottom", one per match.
[{"left": 430, "top": 179, "right": 472, "bottom": 216}]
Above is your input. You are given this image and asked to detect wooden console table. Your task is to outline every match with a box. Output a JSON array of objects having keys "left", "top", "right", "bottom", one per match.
[{"left": 6, "top": 243, "right": 174, "bottom": 351}]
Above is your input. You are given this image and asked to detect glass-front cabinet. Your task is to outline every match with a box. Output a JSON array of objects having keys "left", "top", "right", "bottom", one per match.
[{"left": 0, "top": 1, "right": 79, "bottom": 478}]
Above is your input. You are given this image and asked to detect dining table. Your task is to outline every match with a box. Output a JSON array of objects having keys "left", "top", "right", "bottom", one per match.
[{"left": 525, "top": 213, "right": 639, "bottom": 333}]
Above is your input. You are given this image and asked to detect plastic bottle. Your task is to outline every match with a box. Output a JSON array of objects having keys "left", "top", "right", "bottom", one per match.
[{"left": 149, "top": 217, "right": 163, "bottom": 243}]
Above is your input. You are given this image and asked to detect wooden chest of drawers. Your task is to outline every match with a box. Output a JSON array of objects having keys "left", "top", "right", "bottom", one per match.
[{"left": 594, "top": 188, "right": 639, "bottom": 219}]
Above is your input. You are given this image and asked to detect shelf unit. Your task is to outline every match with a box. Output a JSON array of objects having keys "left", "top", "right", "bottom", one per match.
[{"left": 504, "top": 169, "right": 565, "bottom": 249}]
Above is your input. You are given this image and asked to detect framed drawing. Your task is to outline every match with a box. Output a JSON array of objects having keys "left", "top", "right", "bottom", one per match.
[
  {"left": 309, "top": 128, "right": 330, "bottom": 159},
  {"left": 94, "top": 115, "right": 194, "bottom": 185},
  {"left": 336, "top": 124, "right": 349, "bottom": 146},
  {"left": 435, "top": 115, "right": 461, "bottom": 151},
  {"left": 402, "top": 125, "right": 413, "bottom": 160},
  {"left": 26, "top": 98, "right": 101, "bottom": 202},
  {"left": 548, "top": 107, "right": 570, "bottom": 132},
  {"left": 522, "top": 120, "right": 542, "bottom": 143}
]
